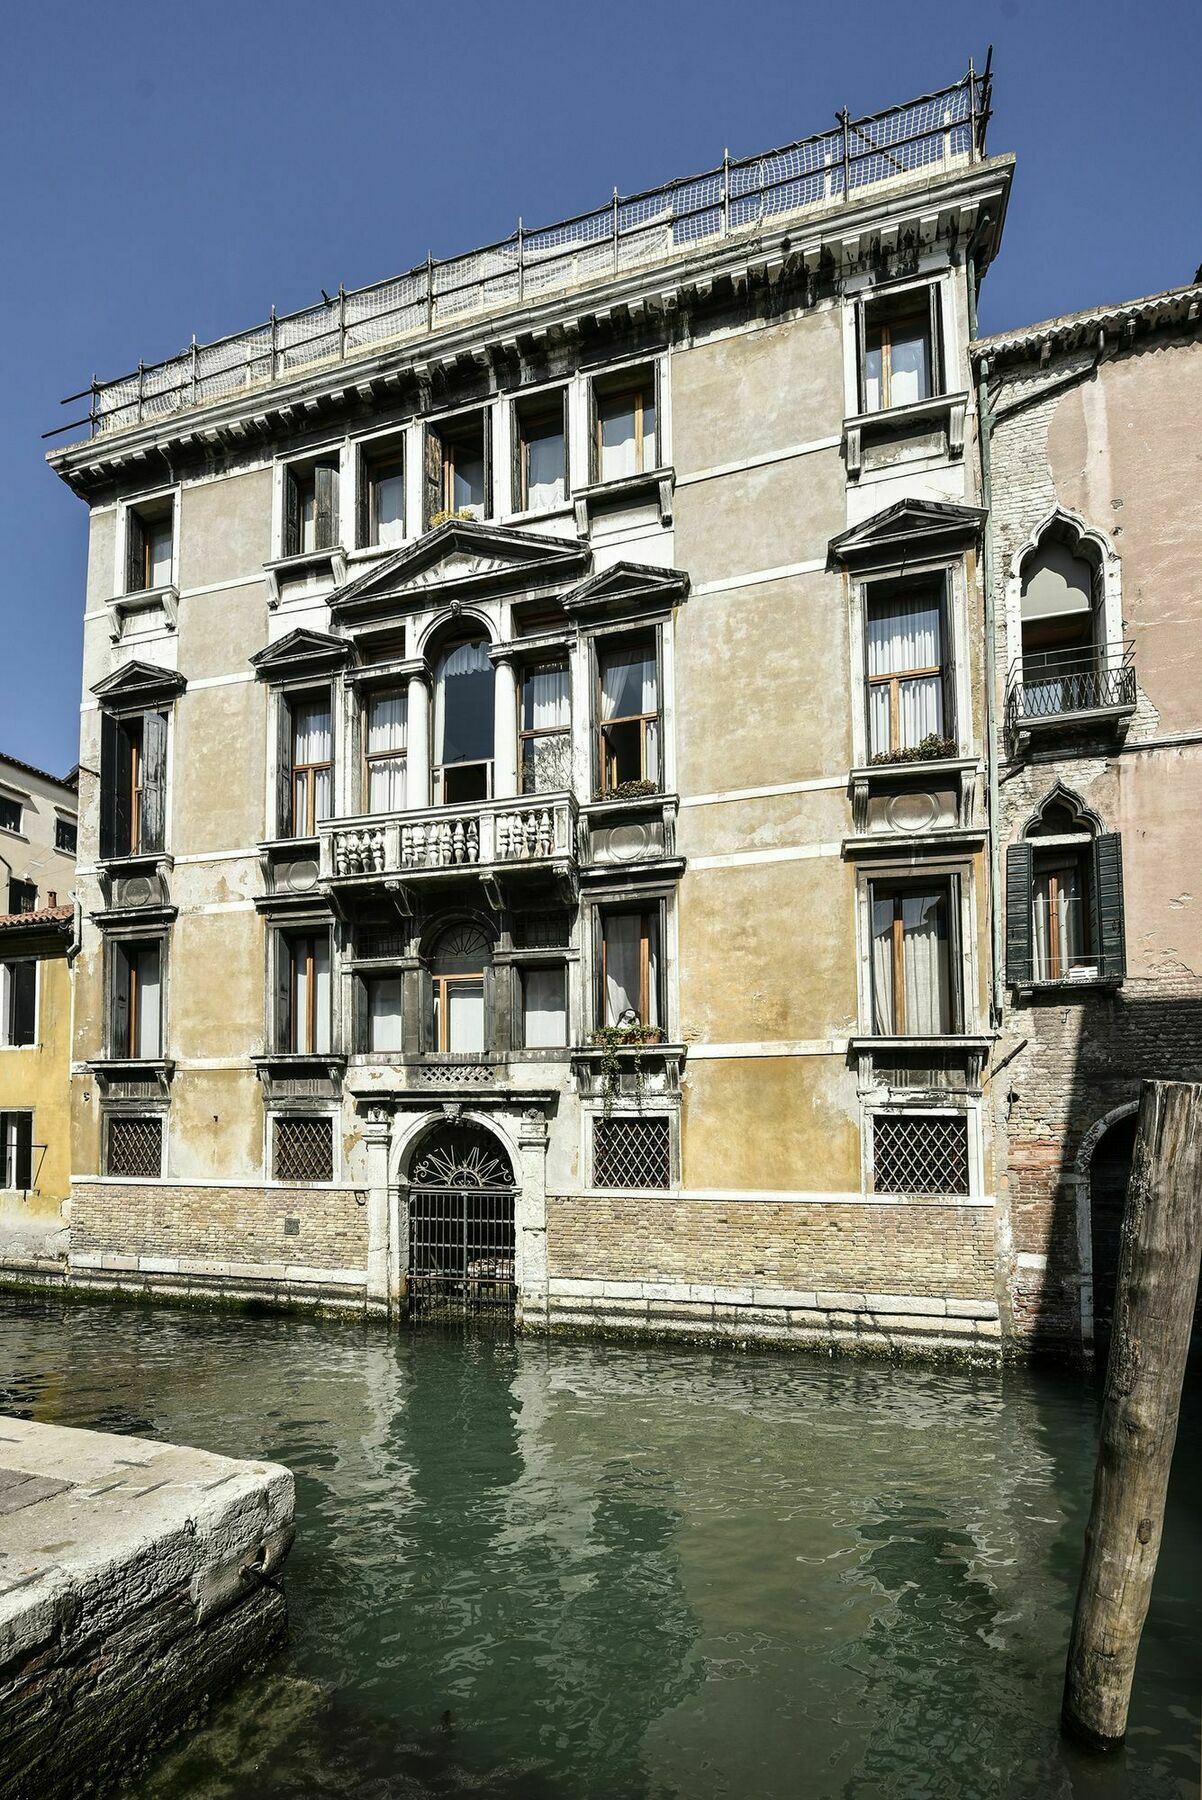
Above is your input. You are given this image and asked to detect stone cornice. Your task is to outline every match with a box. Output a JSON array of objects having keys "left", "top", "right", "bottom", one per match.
[{"left": 973, "top": 279, "right": 1202, "bottom": 370}]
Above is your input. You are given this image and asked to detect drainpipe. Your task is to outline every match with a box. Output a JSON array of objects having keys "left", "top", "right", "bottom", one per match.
[{"left": 966, "top": 212, "right": 1004, "bottom": 1027}]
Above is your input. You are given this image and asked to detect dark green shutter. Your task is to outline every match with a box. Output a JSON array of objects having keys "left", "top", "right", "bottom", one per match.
[
  {"left": 512, "top": 405, "right": 525, "bottom": 511},
  {"left": 100, "top": 712, "right": 119, "bottom": 859},
  {"left": 587, "top": 382, "right": 599, "bottom": 483},
  {"left": 114, "top": 719, "right": 133, "bottom": 856},
  {"left": 928, "top": 284, "right": 944, "bottom": 398},
  {"left": 140, "top": 709, "right": 169, "bottom": 853},
  {"left": 561, "top": 387, "right": 571, "bottom": 496},
  {"left": 939, "top": 582, "right": 956, "bottom": 746},
  {"left": 276, "top": 698, "right": 294, "bottom": 838},
  {"left": 1005, "top": 841, "right": 1034, "bottom": 987},
  {"left": 112, "top": 944, "right": 130, "bottom": 1058},
  {"left": 854, "top": 301, "right": 866, "bottom": 413},
  {"left": 284, "top": 468, "right": 301, "bottom": 557},
  {"left": 482, "top": 411, "right": 492, "bottom": 519},
  {"left": 274, "top": 933, "right": 292, "bottom": 1052},
  {"left": 12, "top": 962, "right": 35, "bottom": 1046},
  {"left": 356, "top": 451, "right": 370, "bottom": 547},
  {"left": 424, "top": 426, "right": 442, "bottom": 527},
  {"left": 1094, "top": 833, "right": 1126, "bottom": 982},
  {"left": 125, "top": 511, "right": 146, "bottom": 593},
  {"left": 314, "top": 463, "right": 339, "bottom": 550}
]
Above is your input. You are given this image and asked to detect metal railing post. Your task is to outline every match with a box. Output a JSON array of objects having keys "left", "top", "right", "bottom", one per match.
[
  {"left": 190, "top": 336, "right": 199, "bottom": 408},
  {"left": 136, "top": 361, "right": 145, "bottom": 425},
  {"left": 426, "top": 251, "right": 434, "bottom": 332},
  {"left": 270, "top": 307, "right": 278, "bottom": 382},
  {"left": 612, "top": 188, "right": 620, "bottom": 272},
  {"left": 722, "top": 149, "right": 730, "bottom": 236},
  {"left": 517, "top": 217, "right": 524, "bottom": 302},
  {"left": 968, "top": 57, "right": 978, "bottom": 163},
  {"left": 338, "top": 284, "right": 347, "bottom": 360},
  {"left": 840, "top": 107, "right": 851, "bottom": 198}
]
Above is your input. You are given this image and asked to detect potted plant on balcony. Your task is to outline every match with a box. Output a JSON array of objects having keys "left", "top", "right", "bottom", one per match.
[
  {"left": 869, "top": 732, "right": 957, "bottom": 767},
  {"left": 592, "top": 778, "right": 660, "bottom": 803},
  {"left": 589, "top": 1011, "right": 666, "bottom": 1111}
]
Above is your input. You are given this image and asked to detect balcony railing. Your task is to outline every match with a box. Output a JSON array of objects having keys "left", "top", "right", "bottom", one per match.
[
  {"left": 1007, "top": 642, "right": 1136, "bottom": 734},
  {"left": 319, "top": 793, "right": 577, "bottom": 883},
  {"left": 54, "top": 63, "right": 990, "bottom": 444}
]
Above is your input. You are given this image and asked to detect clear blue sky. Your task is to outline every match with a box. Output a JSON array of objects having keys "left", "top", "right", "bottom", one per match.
[{"left": 2, "top": 0, "right": 1199, "bottom": 776}]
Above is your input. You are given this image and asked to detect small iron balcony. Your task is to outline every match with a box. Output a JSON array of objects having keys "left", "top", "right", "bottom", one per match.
[
  {"left": 318, "top": 792, "right": 577, "bottom": 885},
  {"left": 1006, "top": 642, "right": 1136, "bottom": 746}
]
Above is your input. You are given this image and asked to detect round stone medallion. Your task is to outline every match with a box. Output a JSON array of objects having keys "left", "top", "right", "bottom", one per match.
[
  {"left": 885, "top": 790, "right": 940, "bottom": 834},
  {"left": 285, "top": 858, "right": 320, "bottom": 893},
  {"left": 606, "top": 822, "right": 652, "bottom": 863}
]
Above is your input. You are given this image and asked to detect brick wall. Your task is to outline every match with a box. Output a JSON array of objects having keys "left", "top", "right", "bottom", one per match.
[
  {"left": 70, "top": 1182, "right": 368, "bottom": 1274},
  {"left": 547, "top": 1195, "right": 996, "bottom": 1298}
]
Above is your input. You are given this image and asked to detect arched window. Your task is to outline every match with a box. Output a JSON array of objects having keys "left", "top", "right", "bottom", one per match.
[
  {"left": 1018, "top": 525, "right": 1103, "bottom": 714},
  {"left": 1005, "top": 790, "right": 1126, "bottom": 989},
  {"left": 433, "top": 632, "right": 494, "bottom": 803},
  {"left": 429, "top": 922, "right": 492, "bottom": 1053}
]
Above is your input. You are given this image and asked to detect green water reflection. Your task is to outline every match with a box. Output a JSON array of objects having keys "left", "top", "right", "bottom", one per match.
[{"left": 0, "top": 1299, "right": 1197, "bottom": 1799}]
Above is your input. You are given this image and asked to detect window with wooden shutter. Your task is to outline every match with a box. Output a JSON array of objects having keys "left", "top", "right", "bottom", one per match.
[
  {"left": 1005, "top": 842, "right": 1034, "bottom": 987},
  {"left": 1, "top": 1111, "right": 33, "bottom": 1191},
  {"left": 1, "top": 961, "right": 36, "bottom": 1048},
  {"left": 284, "top": 466, "right": 303, "bottom": 556},
  {"left": 100, "top": 712, "right": 120, "bottom": 859},
  {"left": 313, "top": 462, "right": 339, "bottom": 550},
  {"left": 139, "top": 710, "right": 169, "bottom": 854},
  {"left": 125, "top": 509, "right": 147, "bottom": 594},
  {"left": 1093, "top": 833, "right": 1126, "bottom": 983}
]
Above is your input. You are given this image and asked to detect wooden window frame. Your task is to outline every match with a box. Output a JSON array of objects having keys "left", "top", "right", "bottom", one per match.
[
  {"left": 519, "top": 658, "right": 570, "bottom": 792},
  {"left": 289, "top": 696, "right": 333, "bottom": 840},
  {"left": 431, "top": 972, "right": 486, "bottom": 1054},
  {"left": 515, "top": 391, "right": 569, "bottom": 511},
  {"left": 516, "top": 962, "right": 569, "bottom": 1050},
  {"left": 366, "top": 453, "right": 406, "bottom": 548},
  {"left": 868, "top": 879, "right": 960, "bottom": 1036},
  {"left": 0, "top": 795, "right": 20, "bottom": 835},
  {"left": 859, "top": 287, "right": 941, "bottom": 414},
  {"left": 595, "top": 634, "right": 660, "bottom": 795},
  {"left": 439, "top": 415, "right": 488, "bottom": 517},
  {"left": 287, "top": 932, "right": 327, "bottom": 1057},
  {"left": 1031, "top": 852, "right": 1091, "bottom": 984},
  {"left": 0, "top": 1109, "right": 34, "bottom": 1192},
  {"left": 594, "top": 379, "right": 656, "bottom": 481},
  {"left": 362, "top": 686, "right": 407, "bottom": 813},
  {"left": 110, "top": 937, "right": 163, "bottom": 1062},
  {"left": 864, "top": 582, "right": 951, "bottom": 759},
  {"left": 596, "top": 905, "right": 661, "bottom": 1030}
]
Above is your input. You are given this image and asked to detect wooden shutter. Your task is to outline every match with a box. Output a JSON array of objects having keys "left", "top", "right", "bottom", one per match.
[
  {"left": 854, "top": 300, "right": 866, "bottom": 414},
  {"left": 12, "top": 962, "right": 35, "bottom": 1047},
  {"left": 587, "top": 381, "right": 599, "bottom": 483},
  {"left": 928, "top": 284, "right": 944, "bottom": 398},
  {"left": 273, "top": 933, "right": 292, "bottom": 1052},
  {"left": 512, "top": 404, "right": 525, "bottom": 511},
  {"left": 939, "top": 583, "right": 956, "bottom": 746},
  {"left": 13, "top": 1112, "right": 32, "bottom": 1192},
  {"left": 423, "top": 427, "right": 441, "bottom": 526},
  {"left": 114, "top": 719, "right": 133, "bottom": 857},
  {"left": 561, "top": 387, "right": 572, "bottom": 497},
  {"left": 1094, "top": 833, "right": 1126, "bottom": 982},
  {"left": 112, "top": 944, "right": 130, "bottom": 1058},
  {"left": 482, "top": 411, "right": 493, "bottom": 519},
  {"left": 125, "top": 510, "right": 146, "bottom": 593},
  {"left": 650, "top": 363, "right": 662, "bottom": 468},
  {"left": 1005, "top": 842, "right": 1035, "bottom": 987},
  {"left": 100, "top": 711, "right": 120, "bottom": 859},
  {"left": 356, "top": 449, "right": 370, "bottom": 547},
  {"left": 314, "top": 463, "right": 339, "bottom": 550},
  {"left": 276, "top": 697, "right": 294, "bottom": 838},
  {"left": 140, "top": 709, "right": 169, "bottom": 854},
  {"left": 284, "top": 467, "right": 301, "bottom": 557}
]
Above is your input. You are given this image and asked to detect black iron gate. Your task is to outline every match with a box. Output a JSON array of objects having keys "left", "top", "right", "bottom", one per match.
[{"left": 406, "top": 1124, "right": 516, "bottom": 1319}]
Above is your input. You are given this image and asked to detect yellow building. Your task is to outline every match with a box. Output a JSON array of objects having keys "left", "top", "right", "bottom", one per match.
[{"left": 0, "top": 905, "right": 74, "bottom": 1240}]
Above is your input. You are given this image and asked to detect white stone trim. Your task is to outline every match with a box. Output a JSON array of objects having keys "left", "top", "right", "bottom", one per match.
[
  {"left": 680, "top": 774, "right": 845, "bottom": 807},
  {"left": 688, "top": 842, "right": 842, "bottom": 870},
  {"left": 691, "top": 558, "right": 826, "bottom": 598},
  {"left": 687, "top": 1039, "right": 849, "bottom": 1058},
  {"left": 674, "top": 434, "right": 841, "bottom": 489}
]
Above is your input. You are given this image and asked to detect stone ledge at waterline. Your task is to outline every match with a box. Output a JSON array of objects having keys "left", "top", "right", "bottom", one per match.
[{"left": 0, "top": 1416, "right": 294, "bottom": 1800}]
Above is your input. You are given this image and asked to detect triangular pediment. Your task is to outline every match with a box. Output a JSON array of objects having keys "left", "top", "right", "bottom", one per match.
[
  {"left": 564, "top": 560, "right": 690, "bottom": 617},
  {"left": 249, "top": 628, "right": 350, "bottom": 682},
  {"left": 829, "top": 499, "right": 986, "bottom": 567},
  {"left": 91, "top": 658, "right": 187, "bottom": 707},
  {"left": 331, "top": 519, "right": 590, "bottom": 620}
]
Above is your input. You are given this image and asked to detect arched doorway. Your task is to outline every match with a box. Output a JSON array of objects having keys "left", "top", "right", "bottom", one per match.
[
  {"left": 1088, "top": 1111, "right": 1138, "bottom": 1351},
  {"left": 407, "top": 1120, "right": 516, "bottom": 1318}
]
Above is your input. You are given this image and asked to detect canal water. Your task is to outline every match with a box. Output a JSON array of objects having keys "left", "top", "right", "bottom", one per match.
[{"left": 0, "top": 1297, "right": 1198, "bottom": 1800}]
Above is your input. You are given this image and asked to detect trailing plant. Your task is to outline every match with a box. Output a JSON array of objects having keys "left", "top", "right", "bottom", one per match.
[
  {"left": 429, "top": 506, "right": 478, "bottom": 529},
  {"left": 592, "top": 778, "right": 660, "bottom": 803},
  {"left": 869, "top": 733, "right": 957, "bottom": 766},
  {"left": 588, "top": 1023, "right": 665, "bottom": 1113}
]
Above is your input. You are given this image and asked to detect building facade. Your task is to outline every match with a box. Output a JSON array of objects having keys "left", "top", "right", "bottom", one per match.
[
  {"left": 977, "top": 282, "right": 1202, "bottom": 1360},
  {"left": 0, "top": 754, "right": 77, "bottom": 1235},
  {"left": 48, "top": 70, "right": 1017, "bottom": 1354}
]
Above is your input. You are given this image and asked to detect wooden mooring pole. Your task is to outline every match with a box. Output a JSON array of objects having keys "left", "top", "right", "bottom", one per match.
[{"left": 1062, "top": 1079, "right": 1202, "bottom": 1751}]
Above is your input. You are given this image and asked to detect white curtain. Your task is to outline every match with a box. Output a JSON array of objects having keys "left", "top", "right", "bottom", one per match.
[
  {"left": 1033, "top": 864, "right": 1084, "bottom": 980},
  {"left": 889, "top": 325, "right": 930, "bottom": 407},
  {"left": 452, "top": 452, "right": 485, "bottom": 516},
  {"left": 523, "top": 967, "right": 566, "bottom": 1047},
  {"left": 524, "top": 663, "right": 569, "bottom": 731},
  {"left": 867, "top": 598, "right": 943, "bottom": 754},
  {"left": 526, "top": 431, "right": 565, "bottom": 510},
  {"left": 374, "top": 471, "right": 405, "bottom": 547},
  {"left": 871, "top": 892, "right": 949, "bottom": 1033},
  {"left": 368, "top": 976, "right": 402, "bottom": 1052},
  {"left": 604, "top": 913, "right": 657, "bottom": 1026},
  {"left": 147, "top": 519, "right": 173, "bottom": 587},
  {"left": 294, "top": 696, "right": 333, "bottom": 821},
  {"left": 447, "top": 980, "right": 485, "bottom": 1053},
  {"left": 600, "top": 645, "right": 656, "bottom": 721},
  {"left": 136, "top": 945, "right": 161, "bottom": 1058},
  {"left": 367, "top": 690, "right": 407, "bottom": 811},
  {"left": 599, "top": 398, "right": 638, "bottom": 481},
  {"left": 295, "top": 936, "right": 331, "bottom": 1055}
]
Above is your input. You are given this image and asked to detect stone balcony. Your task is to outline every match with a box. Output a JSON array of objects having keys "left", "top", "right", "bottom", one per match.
[{"left": 318, "top": 792, "right": 578, "bottom": 893}]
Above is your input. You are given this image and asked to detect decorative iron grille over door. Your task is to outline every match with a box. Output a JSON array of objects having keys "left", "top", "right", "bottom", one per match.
[{"left": 408, "top": 1123, "right": 516, "bottom": 1318}]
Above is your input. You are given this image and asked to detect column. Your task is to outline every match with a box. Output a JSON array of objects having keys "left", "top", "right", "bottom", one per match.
[
  {"left": 406, "top": 671, "right": 430, "bottom": 810},
  {"left": 493, "top": 655, "right": 518, "bottom": 800},
  {"left": 360, "top": 1106, "right": 394, "bottom": 1314},
  {"left": 515, "top": 1109, "right": 550, "bottom": 1326}
]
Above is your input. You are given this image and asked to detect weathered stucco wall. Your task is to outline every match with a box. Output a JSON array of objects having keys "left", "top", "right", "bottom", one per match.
[{"left": 0, "top": 950, "right": 73, "bottom": 1227}]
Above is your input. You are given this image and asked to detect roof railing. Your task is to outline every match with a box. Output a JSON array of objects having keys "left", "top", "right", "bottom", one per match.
[{"left": 53, "top": 57, "right": 992, "bottom": 445}]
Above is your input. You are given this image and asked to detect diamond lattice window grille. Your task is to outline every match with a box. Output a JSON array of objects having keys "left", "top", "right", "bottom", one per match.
[
  {"left": 106, "top": 1115, "right": 163, "bottom": 1179},
  {"left": 872, "top": 1113, "right": 969, "bottom": 1198},
  {"left": 593, "top": 1116, "right": 671, "bottom": 1191},
  {"left": 274, "top": 1116, "right": 334, "bottom": 1184}
]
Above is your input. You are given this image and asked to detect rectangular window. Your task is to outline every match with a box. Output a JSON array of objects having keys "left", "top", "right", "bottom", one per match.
[
  {"left": 520, "top": 965, "right": 567, "bottom": 1048},
  {"left": 55, "top": 817, "right": 78, "bottom": 854},
  {"left": 433, "top": 974, "right": 485, "bottom": 1054},
  {"left": 0, "top": 961, "right": 36, "bottom": 1047},
  {"left": 595, "top": 374, "right": 656, "bottom": 482},
  {"left": 366, "top": 974, "right": 403, "bottom": 1052},
  {"left": 363, "top": 447, "right": 406, "bottom": 549},
  {"left": 100, "top": 709, "right": 168, "bottom": 858},
  {"left": 1032, "top": 853, "right": 1092, "bottom": 983},
  {"left": 428, "top": 412, "right": 489, "bottom": 521},
  {"left": 105, "top": 1114, "right": 163, "bottom": 1179},
  {"left": 515, "top": 391, "right": 568, "bottom": 511},
  {"left": 285, "top": 932, "right": 332, "bottom": 1055},
  {"left": 598, "top": 637, "right": 659, "bottom": 792},
  {"left": 869, "top": 883, "right": 956, "bottom": 1035},
  {"left": 284, "top": 459, "right": 340, "bottom": 557},
  {"left": 866, "top": 585, "right": 950, "bottom": 758},
  {"left": 364, "top": 688, "right": 407, "bottom": 812},
  {"left": 599, "top": 907, "right": 659, "bottom": 1029},
  {"left": 0, "top": 1111, "right": 33, "bottom": 1191},
  {"left": 593, "top": 1115, "right": 670, "bottom": 1190},
  {"left": 289, "top": 694, "right": 333, "bottom": 838},
  {"left": 861, "top": 290, "right": 939, "bottom": 413},
  {"left": 112, "top": 940, "right": 162, "bottom": 1060},
  {"left": 125, "top": 501, "right": 174, "bottom": 594},
  {"left": 520, "top": 660, "right": 571, "bottom": 794},
  {"left": 0, "top": 795, "right": 21, "bottom": 834},
  {"left": 274, "top": 1115, "right": 334, "bottom": 1183},
  {"left": 8, "top": 880, "right": 37, "bottom": 916},
  {"left": 872, "top": 1113, "right": 969, "bottom": 1198}
]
